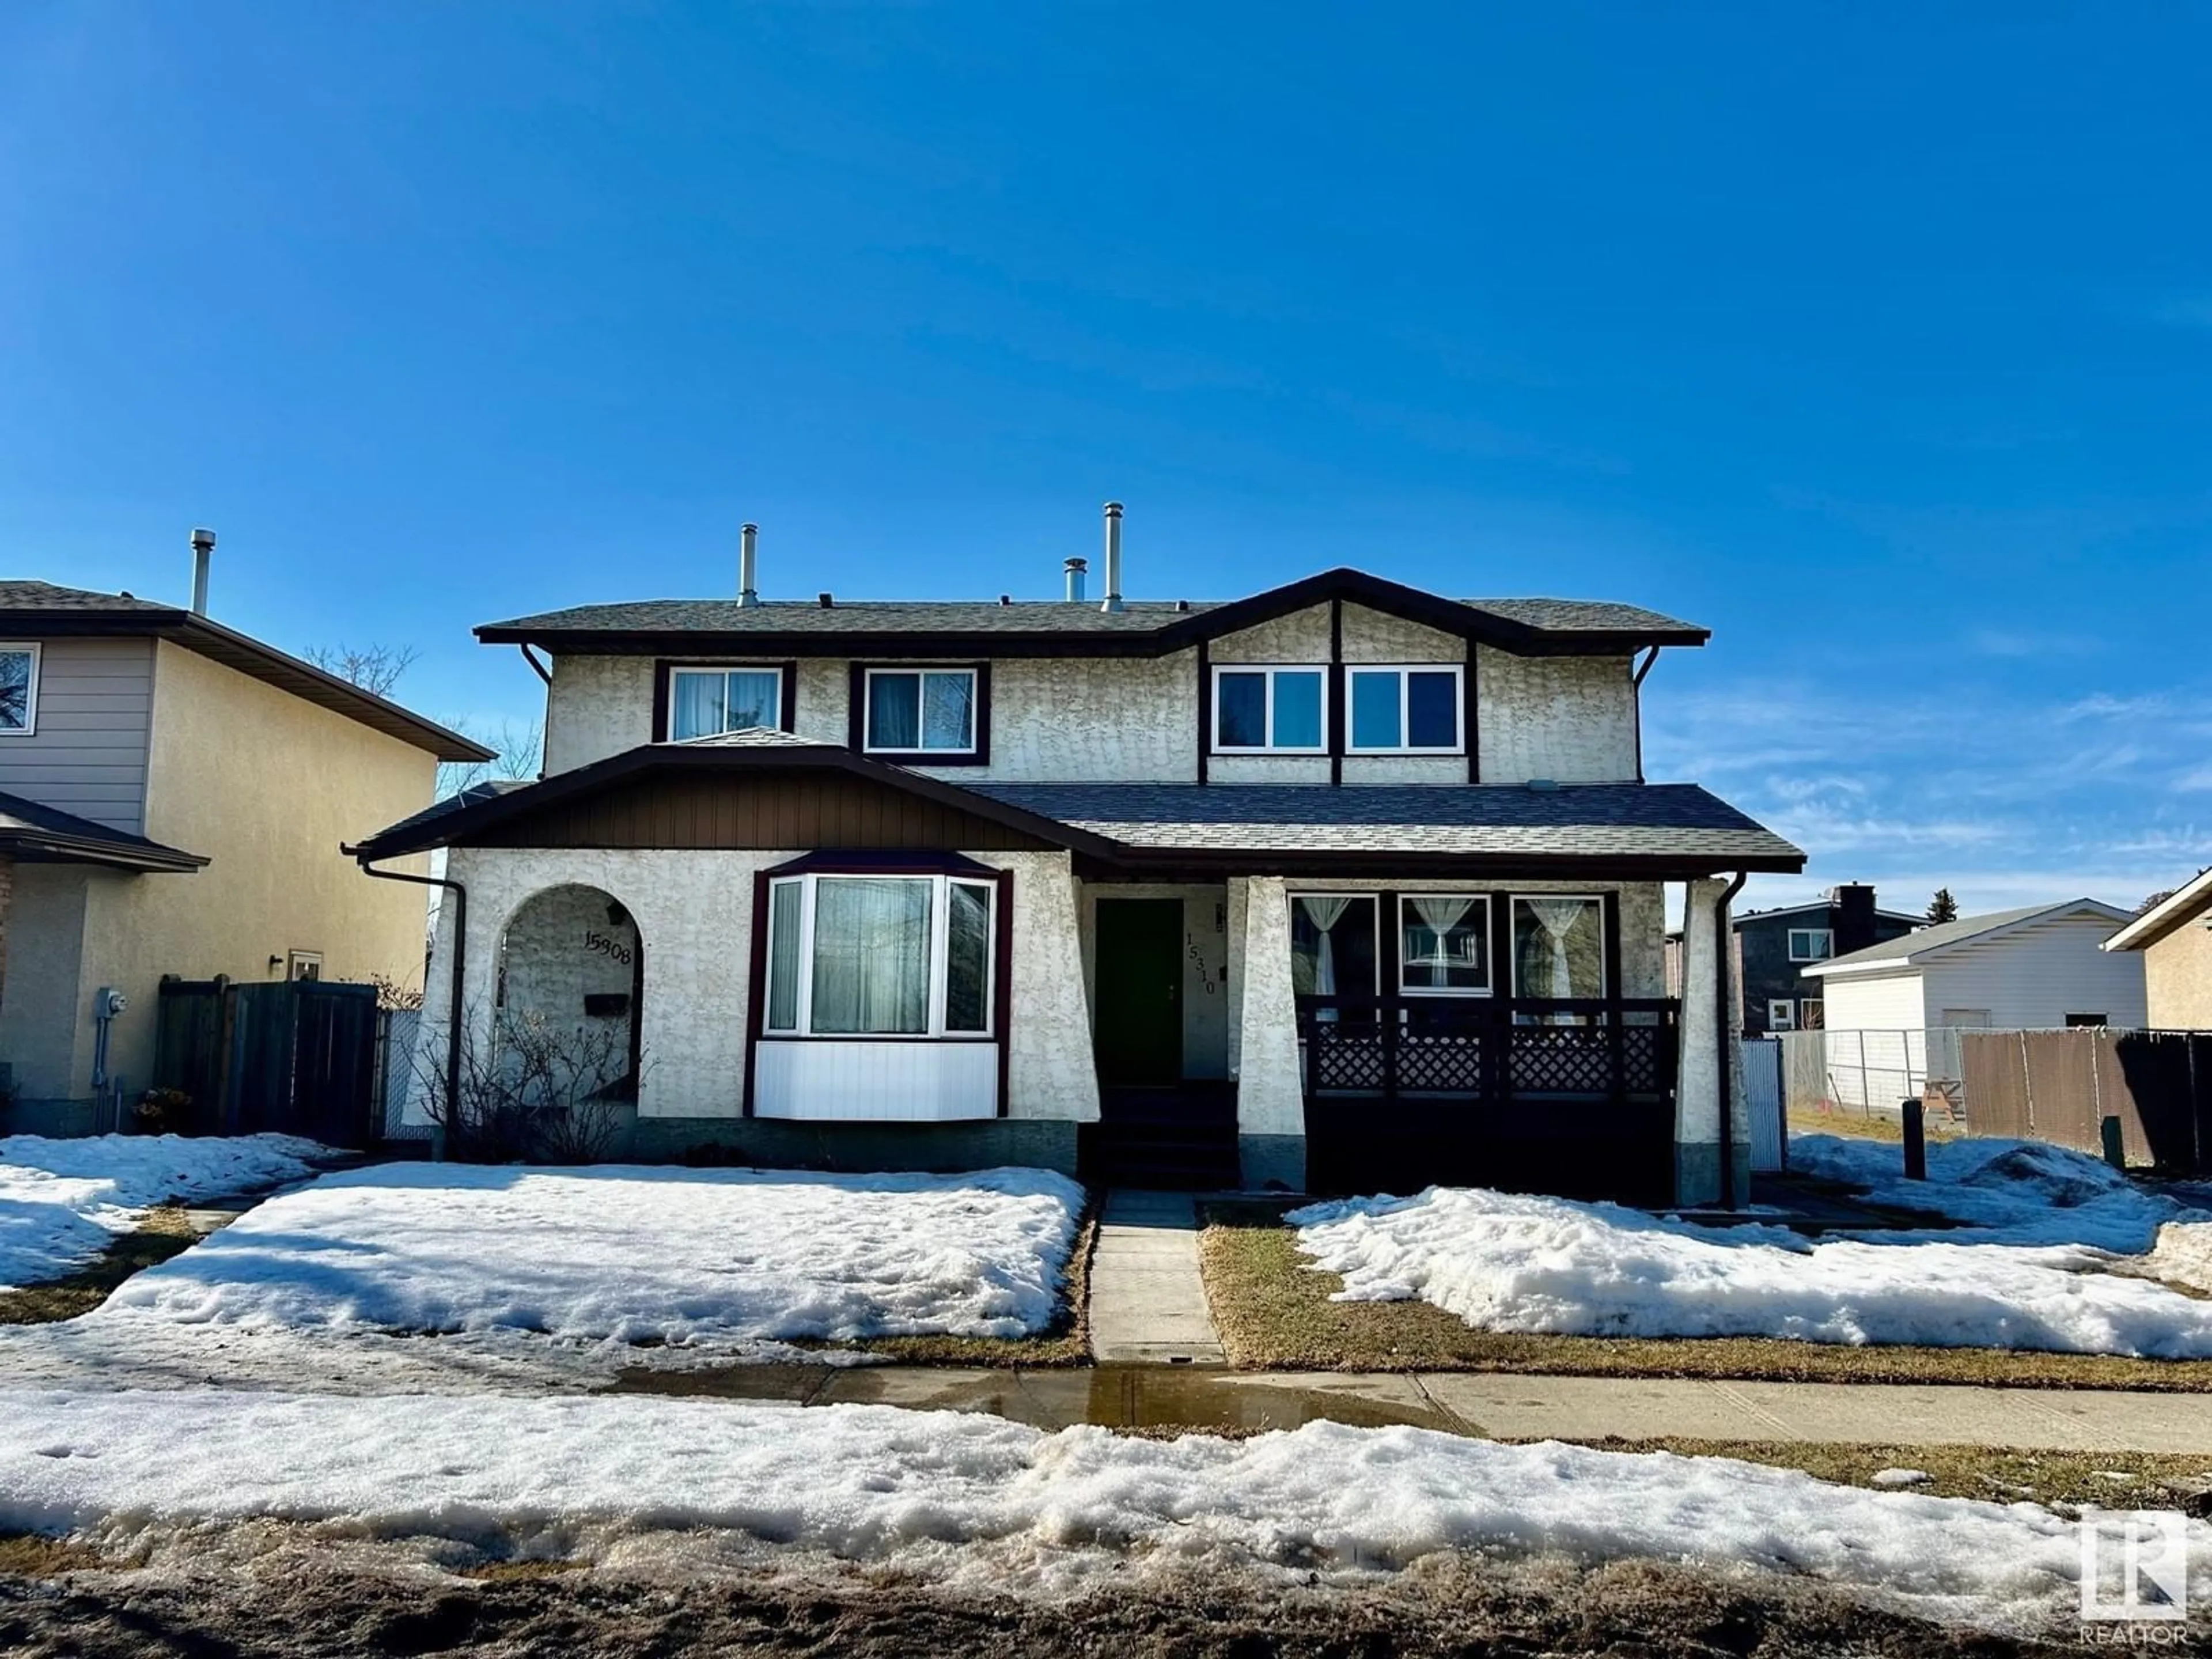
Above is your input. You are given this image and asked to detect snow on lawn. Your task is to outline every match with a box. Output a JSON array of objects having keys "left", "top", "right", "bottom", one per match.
[
  {"left": 1787, "top": 1133, "right": 2200, "bottom": 1251},
  {"left": 0, "top": 1134, "right": 330, "bottom": 1291},
  {"left": 0, "top": 1389, "right": 2193, "bottom": 1631},
  {"left": 1290, "top": 1181, "right": 2212, "bottom": 1355},
  {"left": 99, "top": 1162, "right": 1083, "bottom": 1347}
]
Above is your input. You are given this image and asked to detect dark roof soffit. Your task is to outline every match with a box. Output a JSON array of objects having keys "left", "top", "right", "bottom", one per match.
[
  {"left": 350, "top": 743, "right": 1123, "bottom": 861},
  {"left": 472, "top": 567, "right": 1711, "bottom": 658},
  {"left": 0, "top": 602, "right": 494, "bottom": 762}
]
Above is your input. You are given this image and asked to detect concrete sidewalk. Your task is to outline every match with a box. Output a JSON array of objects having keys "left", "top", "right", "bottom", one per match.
[
  {"left": 1084, "top": 1191, "right": 1226, "bottom": 1365},
  {"left": 752, "top": 1363, "right": 2212, "bottom": 1454}
]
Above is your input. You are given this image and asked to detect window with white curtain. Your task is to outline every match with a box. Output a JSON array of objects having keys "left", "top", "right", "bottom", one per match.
[
  {"left": 668, "top": 666, "right": 783, "bottom": 740},
  {"left": 1291, "top": 894, "right": 1378, "bottom": 1000},
  {"left": 1511, "top": 896, "right": 1605, "bottom": 1002},
  {"left": 1397, "top": 894, "right": 1490, "bottom": 994},
  {"left": 763, "top": 873, "right": 995, "bottom": 1037}
]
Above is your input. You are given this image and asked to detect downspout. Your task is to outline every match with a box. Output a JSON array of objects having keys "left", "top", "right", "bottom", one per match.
[
  {"left": 1715, "top": 869, "right": 1748, "bottom": 1210},
  {"left": 344, "top": 844, "right": 465, "bottom": 1128},
  {"left": 517, "top": 643, "right": 551, "bottom": 685},
  {"left": 1631, "top": 647, "right": 1660, "bottom": 785}
]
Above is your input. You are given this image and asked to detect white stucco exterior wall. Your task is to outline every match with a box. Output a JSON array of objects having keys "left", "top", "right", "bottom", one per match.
[
  {"left": 1338, "top": 604, "right": 1467, "bottom": 664},
  {"left": 911, "top": 654, "right": 1198, "bottom": 783},
  {"left": 1235, "top": 875, "right": 1305, "bottom": 1137},
  {"left": 1476, "top": 649, "right": 1638, "bottom": 783},
  {"left": 543, "top": 655, "right": 655, "bottom": 774},
  {"left": 414, "top": 846, "right": 1097, "bottom": 1127}
]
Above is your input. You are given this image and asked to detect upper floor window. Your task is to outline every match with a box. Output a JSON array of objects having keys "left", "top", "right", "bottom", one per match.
[
  {"left": 1787, "top": 927, "right": 1834, "bottom": 962},
  {"left": 669, "top": 666, "right": 782, "bottom": 740},
  {"left": 1347, "top": 665, "right": 1462, "bottom": 753},
  {"left": 863, "top": 667, "right": 977, "bottom": 756},
  {"left": 764, "top": 872, "right": 995, "bottom": 1037},
  {"left": 0, "top": 643, "right": 40, "bottom": 735},
  {"left": 1213, "top": 666, "right": 1325, "bottom": 753}
]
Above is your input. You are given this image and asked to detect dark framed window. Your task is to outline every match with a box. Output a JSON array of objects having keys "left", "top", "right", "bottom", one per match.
[
  {"left": 669, "top": 666, "right": 783, "bottom": 740},
  {"left": 1212, "top": 665, "right": 1325, "bottom": 753},
  {"left": 1347, "top": 665, "right": 1463, "bottom": 753},
  {"left": 862, "top": 667, "right": 979, "bottom": 756}
]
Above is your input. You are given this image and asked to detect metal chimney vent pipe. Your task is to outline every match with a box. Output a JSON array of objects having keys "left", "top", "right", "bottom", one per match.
[
  {"left": 1063, "top": 556, "right": 1087, "bottom": 603},
  {"left": 737, "top": 522, "right": 760, "bottom": 608},
  {"left": 188, "top": 527, "right": 215, "bottom": 615},
  {"left": 1099, "top": 502, "right": 1124, "bottom": 613}
]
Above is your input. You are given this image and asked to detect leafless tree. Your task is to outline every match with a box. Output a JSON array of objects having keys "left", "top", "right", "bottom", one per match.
[
  {"left": 410, "top": 1003, "right": 642, "bottom": 1164},
  {"left": 304, "top": 642, "right": 421, "bottom": 699},
  {"left": 436, "top": 717, "right": 544, "bottom": 798}
]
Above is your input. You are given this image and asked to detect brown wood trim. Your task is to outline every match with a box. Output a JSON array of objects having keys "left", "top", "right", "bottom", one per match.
[
  {"left": 1601, "top": 889, "right": 1627, "bottom": 1105},
  {"left": 1327, "top": 599, "right": 1344, "bottom": 787},
  {"left": 780, "top": 661, "right": 799, "bottom": 733},
  {"left": 743, "top": 869, "right": 771, "bottom": 1116},
  {"left": 993, "top": 867, "right": 1014, "bottom": 1116},
  {"left": 850, "top": 661, "right": 992, "bottom": 767},
  {"left": 1464, "top": 640, "right": 1481, "bottom": 783},
  {"left": 1195, "top": 639, "right": 1211, "bottom": 785},
  {"left": 651, "top": 660, "right": 672, "bottom": 743},
  {"left": 1489, "top": 890, "right": 1513, "bottom": 999}
]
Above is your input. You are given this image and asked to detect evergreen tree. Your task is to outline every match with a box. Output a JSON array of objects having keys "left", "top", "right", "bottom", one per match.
[{"left": 1926, "top": 888, "right": 1959, "bottom": 924}]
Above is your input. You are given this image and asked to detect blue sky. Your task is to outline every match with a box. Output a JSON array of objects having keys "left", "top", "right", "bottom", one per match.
[{"left": 3, "top": 3, "right": 2206, "bottom": 917}]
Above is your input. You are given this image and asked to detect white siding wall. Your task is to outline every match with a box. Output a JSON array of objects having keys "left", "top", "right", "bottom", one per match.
[
  {"left": 1818, "top": 967, "right": 1929, "bottom": 1033},
  {"left": 0, "top": 637, "right": 156, "bottom": 832},
  {"left": 1916, "top": 912, "right": 2148, "bottom": 1029},
  {"left": 755, "top": 1041, "right": 997, "bottom": 1121}
]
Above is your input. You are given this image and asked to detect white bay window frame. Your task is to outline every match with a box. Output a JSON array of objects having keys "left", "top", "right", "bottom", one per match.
[{"left": 763, "top": 872, "right": 996, "bottom": 1040}]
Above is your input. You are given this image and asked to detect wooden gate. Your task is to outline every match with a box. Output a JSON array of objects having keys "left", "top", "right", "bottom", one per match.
[{"left": 154, "top": 977, "right": 381, "bottom": 1147}]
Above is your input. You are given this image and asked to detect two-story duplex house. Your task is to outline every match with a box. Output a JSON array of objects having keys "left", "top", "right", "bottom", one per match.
[
  {"left": 354, "top": 510, "right": 1802, "bottom": 1205},
  {"left": 0, "top": 552, "right": 490, "bottom": 1132}
]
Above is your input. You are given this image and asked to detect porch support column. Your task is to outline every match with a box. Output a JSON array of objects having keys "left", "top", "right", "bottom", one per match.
[
  {"left": 1234, "top": 874, "right": 1306, "bottom": 1192},
  {"left": 1673, "top": 877, "right": 1747, "bottom": 1206}
]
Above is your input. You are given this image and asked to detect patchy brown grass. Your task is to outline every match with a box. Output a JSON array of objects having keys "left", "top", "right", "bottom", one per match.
[
  {"left": 801, "top": 1199, "right": 1100, "bottom": 1369},
  {"left": 0, "top": 1205, "right": 200, "bottom": 1325},
  {"left": 1793, "top": 1109, "right": 1966, "bottom": 1145},
  {"left": 1570, "top": 1437, "right": 2212, "bottom": 1513},
  {"left": 1198, "top": 1200, "right": 2212, "bottom": 1390},
  {"left": 0, "top": 1533, "right": 106, "bottom": 1576}
]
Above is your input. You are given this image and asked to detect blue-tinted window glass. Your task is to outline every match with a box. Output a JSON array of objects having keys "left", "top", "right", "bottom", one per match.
[
  {"left": 868, "top": 672, "right": 921, "bottom": 749},
  {"left": 1217, "top": 672, "right": 1267, "bottom": 747},
  {"left": 1272, "top": 671, "right": 1323, "bottom": 749},
  {"left": 1407, "top": 672, "right": 1459, "bottom": 748},
  {"left": 727, "top": 671, "right": 781, "bottom": 732},
  {"left": 921, "top": 671, "right": 975, "bottom": 749},
  {"left": 669, "top": 671, "right": 726, "bottom": 740},
  {"left": 1350, "top": 671, "right": 1401, "bottom": 748}
]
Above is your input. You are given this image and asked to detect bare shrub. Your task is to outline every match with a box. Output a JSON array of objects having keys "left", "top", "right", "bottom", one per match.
[{"left": 409, "top": 1005, "right": 643, "bottom": 1164}]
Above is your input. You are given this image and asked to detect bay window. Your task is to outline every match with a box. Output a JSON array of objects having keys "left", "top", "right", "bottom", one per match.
[
  {"left": 669, "top": 666, "right": 783, "bottom": 740},
  {"left": 1213, "top": 666, "right": 1326, "bottom": 752},
  {"left": 1347, "top": 665, "right": 1463, "bottom": 753},
  {"left": 763, "top": 872, "right": 995, "bottom": 1038}
]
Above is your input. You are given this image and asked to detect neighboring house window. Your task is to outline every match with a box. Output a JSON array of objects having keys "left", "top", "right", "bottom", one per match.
[
  {"left": 668, "top": 666, "right": 782, "bottom": 740},
  {"left": 0, "top": 643, "right": 39, "bottom": 735},
  {"left": 1940, "top": 1008, "right": 1991, "bottom": 1028},
  {"left": 2065, "top": 1012, "right": 2109, "bottom": 1028},
  {"left": 1767, "top": 999, "right": 1796, "bottom": 1032},
  {"left": 1511, "top": 895, "right": 1605, "bottom": 1005},
  {"left": 1346, "top": 665, "right": 1463, "bottom": 753},
  {"left": 1212, "top": 666, "right": 1325, "bottom": 753},
  {"left": 1787, "top": 928, "right": 1834, "bottom": 962},
  {"left": 286, "top": 950, "right": 323, "bottom": 982},
  {"left": 763, "top": 873, "right": 994, "bottom": 1037},
  {"left": 1397, "top": 894, "right": 1490, "bottom": 994},
  {"left": 863, "top": 668, "right": 978, "bottom": 755}
]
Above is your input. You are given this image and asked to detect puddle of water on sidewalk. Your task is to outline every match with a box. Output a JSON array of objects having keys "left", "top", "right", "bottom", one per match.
[{"left": 613, "top": 1362, "right": 1463, "bottom": 1437}]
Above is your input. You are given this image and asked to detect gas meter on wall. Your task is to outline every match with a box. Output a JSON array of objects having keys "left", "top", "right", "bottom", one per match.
[{"left": 94, "top": 987, "right": 129, "bottom": 1020}]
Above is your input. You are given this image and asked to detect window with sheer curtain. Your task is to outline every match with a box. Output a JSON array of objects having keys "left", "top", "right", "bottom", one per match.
[
  {"left": 668, "top": 666, "right": 782, "bottom": 740},
  {"left": 1397, "top": 894, "right": 1490, "bottom": 993},
  {"left": 1291, "top": 895, "right": 1378, "bottom": 1000},
  {"left": 764, "top": 873, "right": 994, "bottom": 1037},
  {"left": 864, "top": 668, "right": 978, "bottom": 753},
  {"left": 1512, "top": 896, "right": 1605, "bottom": 1002}
]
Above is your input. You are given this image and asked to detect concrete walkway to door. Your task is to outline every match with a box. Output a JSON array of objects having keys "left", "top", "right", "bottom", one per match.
[{"left": 1086, "top": 1191, "right": 1227, "bottom": 1365}]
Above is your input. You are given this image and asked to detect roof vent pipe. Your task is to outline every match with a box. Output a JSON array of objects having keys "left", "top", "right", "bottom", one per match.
[
  {"left": 188, "top": 527, "right": 215, "bottom": 615},
  {"left": 1063, "top": 556, "right": 1087, "bottom": 603},
  {"left": 1099, "top": 501, "right": 1124, "bottom": 613},
  {"left": 737, "top": 522, "right": 760, "bottom": 608}
]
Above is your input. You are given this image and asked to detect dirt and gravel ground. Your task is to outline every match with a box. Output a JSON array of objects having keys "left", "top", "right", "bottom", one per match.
[{"left": 0, "top": 1529, "right": 2100, "bottom": 1658}]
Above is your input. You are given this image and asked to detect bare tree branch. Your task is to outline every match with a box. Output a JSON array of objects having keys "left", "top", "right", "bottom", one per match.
[
  {"left": 304, "top": 642, "right": 421, "bottom": 699},
  {"left": 435, "top": 716, "right": 545, "bottom": 798}
]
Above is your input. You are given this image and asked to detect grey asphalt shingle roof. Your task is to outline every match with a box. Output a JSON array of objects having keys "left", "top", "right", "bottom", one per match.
[
  {"left": 478, "top": 595, "right": 1698, "bottom": 639},
  {"left": 1810, "top": 899, "right": 2131, "bottom": 971},
  {"left": 0, "top": 788, "right": 205, "bottom": 870},
  {"left": 965, "top": 781, "right": 1801, "bottom": 859},
  {"left": 0, "top": 580, "right": 177, "bottom": 612}
]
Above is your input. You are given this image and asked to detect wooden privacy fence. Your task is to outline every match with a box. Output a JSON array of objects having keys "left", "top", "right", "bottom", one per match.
[
  {"left": 1959, "top": 1028, "right": 2212, "bottom": 1173},
  {"left": 154, "top": 976, "right": 382, "bottom": 1148}
]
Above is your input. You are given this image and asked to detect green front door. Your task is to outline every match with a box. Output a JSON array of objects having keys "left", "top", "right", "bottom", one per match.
[{"left": 1094, "top": 899, "right": 1184, "bottom": 1087}]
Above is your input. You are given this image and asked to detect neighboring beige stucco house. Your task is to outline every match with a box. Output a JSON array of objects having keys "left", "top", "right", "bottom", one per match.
[
  {"left": 2104, "top": 871, "right": 2212, "bottom": 1028},
  {"left": 0, "top": 577, "right": 490, "bottom": 1132}
]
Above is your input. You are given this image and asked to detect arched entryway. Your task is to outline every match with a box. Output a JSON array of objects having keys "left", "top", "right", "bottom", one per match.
[{"left": 494, "top": 884, "right": 642, "bottom": 1107}]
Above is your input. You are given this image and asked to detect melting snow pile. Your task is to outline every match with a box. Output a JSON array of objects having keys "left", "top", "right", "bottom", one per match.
[
  {"left": 0, "top": 1134, "right": 329, "bottom": 1291},
  {"left": 99, "top": 1163, "right": 1083, "bottom": 1346},
  {"left": 1290, "top": 1139, "right": 2212, "bottom": 1354},
  {"left": 0, "top": 1388, "right": 2193, "bottom": 1630}
]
